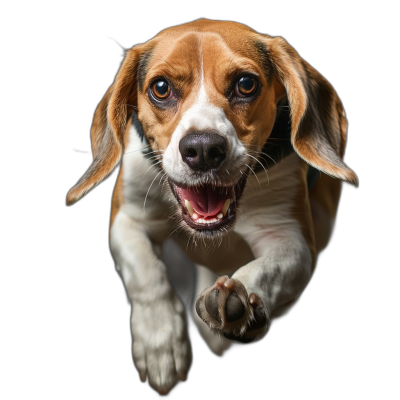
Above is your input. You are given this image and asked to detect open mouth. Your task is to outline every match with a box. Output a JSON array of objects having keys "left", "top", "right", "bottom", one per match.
[{"left": 169, "top": 176, "right": 247, "bottom": 232}]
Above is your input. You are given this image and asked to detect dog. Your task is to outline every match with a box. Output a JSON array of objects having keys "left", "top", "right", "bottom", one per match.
[{"left": 66, "top": 19, "right": 358, "bottom": 395}]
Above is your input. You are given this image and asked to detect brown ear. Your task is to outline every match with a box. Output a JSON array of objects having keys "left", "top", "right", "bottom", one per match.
[
  {"left": 66, "top": 47, "right": 143, "bottom": 205},
  {"left": 265, "top": 36, "right": 358, "bottom": 186}
]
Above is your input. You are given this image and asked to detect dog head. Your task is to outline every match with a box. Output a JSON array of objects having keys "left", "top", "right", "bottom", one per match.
[{"left": 67, "top": 19, "right": 358, "bottom": 236}]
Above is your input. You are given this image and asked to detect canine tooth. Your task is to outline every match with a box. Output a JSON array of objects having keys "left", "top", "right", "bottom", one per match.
[
  {"left": 217, "top": 213, "right": 223, "bottom": 219},
  {"left": 192, "top": 213, "right": 199, "bottom": 220},
  {"left": 221, "top": 199, "right": 230, "bottom": 216},
  {"left": 185, "top": 200, "right": 194, "bottom": 216}
]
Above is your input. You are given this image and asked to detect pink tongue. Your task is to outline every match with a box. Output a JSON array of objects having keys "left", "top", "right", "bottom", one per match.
[{"left": 180, "top": 186, "right": 231, "bottom": 218}]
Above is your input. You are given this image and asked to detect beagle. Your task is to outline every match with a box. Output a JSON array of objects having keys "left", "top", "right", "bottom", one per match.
[{"left": 67, "top": 19, "right": 358, "bottom": 394}]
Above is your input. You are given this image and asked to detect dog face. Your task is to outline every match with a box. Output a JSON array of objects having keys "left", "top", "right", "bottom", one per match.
[
  {"left": 66, "top": 19, "right": 358, "bottom": 236},
  {"left": 136, "top": 24, "right": 282, "bottom": 234}
]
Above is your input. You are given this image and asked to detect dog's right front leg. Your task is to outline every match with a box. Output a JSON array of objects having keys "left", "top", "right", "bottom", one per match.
[{"left": 110, "top": 211, "right": 191, "bottom": 395}]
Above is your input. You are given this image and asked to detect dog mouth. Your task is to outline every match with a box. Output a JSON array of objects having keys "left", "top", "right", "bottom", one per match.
[{"left": 169, "top": 176, "right": 247, "bottom": 232}]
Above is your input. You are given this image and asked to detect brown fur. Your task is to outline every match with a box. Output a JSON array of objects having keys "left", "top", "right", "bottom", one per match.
[
  {"left": 66, "top": 47, "right": 145, "bottom": 205},
  {"left": 110, "top": 165, "right": 124, "bottom": 229},
  {"left": 309, "top": 174, "right": 343, "bottom": 253},
  {"left": 65, "top": 20, "right": 358, "bottom": 394},
  {"left": 290, "top": 162, "right": 317, "bottom": 267},
  {"left": 67, "top": 19, "right": 357, "bottom": 208}
]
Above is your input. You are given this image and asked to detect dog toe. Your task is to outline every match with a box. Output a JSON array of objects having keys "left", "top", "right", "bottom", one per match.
[
  {"left": 204, "top": 287, "right": 245, "bottom": 323},
  {"left": 196, "top": 278, "right": 269, "bottom": 341},
  {"left": 205, "top": 289, "right": 221, "bottom": 321},
  {"left": 247, "top": 293, "right": 268, "bottom": 331},
  {"left": 225, "top": 291, "right": 245, "bottom": 322},
  {"left": 196, "top": 277, "right": 251, "bottom": 335}
]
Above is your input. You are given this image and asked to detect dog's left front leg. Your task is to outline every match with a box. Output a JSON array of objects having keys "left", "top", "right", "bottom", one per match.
[
  {"left": 110, "top": 211, "right": 191, "bottom": 394},
  {"left": 196, "top": 232, "right": 313, "bottom": 342}
]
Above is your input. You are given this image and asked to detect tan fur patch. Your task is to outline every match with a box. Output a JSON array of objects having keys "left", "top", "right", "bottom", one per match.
[
  {"left": 67, "top": 19, "right": 357, "bottom": 206},
  {"left": 290, "top": 162, "right": 317, "bottom": 268}
]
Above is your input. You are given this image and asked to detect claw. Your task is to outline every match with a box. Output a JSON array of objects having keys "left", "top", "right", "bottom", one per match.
[
  {"left": 178, "top": 371, "right": 187, "bottom": 381},
  {"left": 249, "top": 293, "right": 259, "bottom": 306},
  {"left": 157, "top": 386, "right": 171, "bottom": 396},
  {"left": 216, "top": 275, "right": 229, "bottom": 286},
  {"left": 223, "top": 278, "right": 235, "bottom": 289}
]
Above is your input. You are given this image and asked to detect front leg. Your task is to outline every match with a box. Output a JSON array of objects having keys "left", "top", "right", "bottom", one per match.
[
  {"left": 110, "top": 211, "right": 191, "bottom": 394},
  {"left": 196, "top": 233, "right": 312, "bottom": 343}
]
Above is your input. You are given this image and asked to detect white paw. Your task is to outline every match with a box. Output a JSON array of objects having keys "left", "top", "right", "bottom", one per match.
[{"left": 131, "top": 292, "right": 192, "bottom": 395}]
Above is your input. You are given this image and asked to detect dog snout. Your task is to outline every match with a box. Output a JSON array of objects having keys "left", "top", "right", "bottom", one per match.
[{"left": 179, "top": 132, "right": 227, "bottom": 171}]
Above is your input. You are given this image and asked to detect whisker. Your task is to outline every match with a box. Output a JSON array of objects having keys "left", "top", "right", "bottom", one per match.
[
  {"left": 139, "top": 160, "right": 163, "bottom": 185},
  {"left": 245, "top": 163, "right": 261, "bottom": 188},
  {"left": 247, "top": 154, "right": 269, "bottom": 185},
  {"left": 186, "top": 231, "right": 196, "bottom": 252},
  {"left": 143, "top": 169, "right": 164, "bottom": 214},
  {"left": 159, "top": 172, "right": 168, "bottom": 186},
  {"left": 108, "top": 37, "right": 127, "bottom": 52},
  {"left": 247, "top": 149, "right": 276, "bottom": 164},
  {"left": 124, "top": 145, "right": 152, "bottom": 154},
  {"left": 246, "top": 150, "right": 276, "bottom": 168},
  {"left": 168, "top": 224, "right": 184, "bottom": 238},
  {"left": 149, "top": 172, "right": 169, "bottom": 207},
  {"left": 145, "top": 154, "right": 163, "bottom": 162}
]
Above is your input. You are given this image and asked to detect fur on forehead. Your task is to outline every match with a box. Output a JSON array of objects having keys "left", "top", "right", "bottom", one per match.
[
  {"left": 137, "top": 27, "right": 280, "bottom": 151},
  {"left": 66, "top": 18, "right": 357, "bottom": 206},
  {"left": 141, "top": 20, "right": 273, "bottom": 92}
]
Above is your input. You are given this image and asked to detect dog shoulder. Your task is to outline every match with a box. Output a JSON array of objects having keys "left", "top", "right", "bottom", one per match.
[{"left": 235, "top": 153, "right": 315, "bottom": 260}]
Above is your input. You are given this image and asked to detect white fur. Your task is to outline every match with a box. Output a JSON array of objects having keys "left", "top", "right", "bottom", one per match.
[
  {"left": 110, "top": 204, "right": 191, "bottom": 391},
  {"left": 233, "top": 154, "right": 312, "bottom": 310},
  {"left": 162, "top": 55, "right": 247, "bottom": 187},
  {"left": 109, "top": 52, "right": 314, "bottom": 392}
]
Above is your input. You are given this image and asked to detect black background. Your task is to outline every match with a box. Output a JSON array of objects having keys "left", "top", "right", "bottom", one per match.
[{"left": 27, "top": 3, "right": 383, "bottom": 399}]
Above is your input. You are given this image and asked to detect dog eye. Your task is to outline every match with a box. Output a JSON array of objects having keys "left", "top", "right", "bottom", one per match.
[
  {"left": 235, "top": 76, "right": 257, "bottom": 97},
  {"left": 151, "top": 79, "right": 171, "bottom": 100}
]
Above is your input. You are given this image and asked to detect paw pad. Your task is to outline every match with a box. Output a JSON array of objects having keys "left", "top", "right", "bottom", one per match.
[
  {"left": 204, "top": 289, "right": 245, "bottom": 323},
  {"left": 225, "top": 292, "right": 245, "bottom": 322},
  {"left": 205, "top": 290, "right": 221, "bottom": 321},
  {"left": 196, "top": 276, "right": 269, "bottom": 341}
]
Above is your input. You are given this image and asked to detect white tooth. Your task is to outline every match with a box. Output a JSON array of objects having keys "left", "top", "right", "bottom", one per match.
[
  {"left": 185, "top": 200, "right": 194, "bottom": 216},
  {"left": 221, "top": 199, "right": 230, "bottom": 216},
  {"left": 192, "top": 213, "right": 199, "bottom": 220},
  {"left": 217, "top": 213, "right": 223, "bottom": 219}
]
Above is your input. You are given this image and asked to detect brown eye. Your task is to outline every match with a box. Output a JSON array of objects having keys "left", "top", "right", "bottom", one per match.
[
  {"left": 151, "top": 79, "right": 171, "bottom": 100},
  {"left": 236, "top": 76, "right": 257, "bottom": 96}
]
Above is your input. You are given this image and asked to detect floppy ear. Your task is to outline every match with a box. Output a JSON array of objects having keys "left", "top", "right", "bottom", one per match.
[
  {"left": 66, "top": 47, "right": 143, "bottom": 205},
  {"left": 264, "top": 36, "right": 358, "bottom": 186}
]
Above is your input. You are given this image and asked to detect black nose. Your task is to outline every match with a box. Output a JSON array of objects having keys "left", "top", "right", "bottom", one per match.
[{"left": 179, "top": 132, "right": 227, "bottom": 171}]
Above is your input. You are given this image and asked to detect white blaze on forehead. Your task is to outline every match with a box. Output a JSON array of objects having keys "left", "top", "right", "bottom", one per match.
[{"left": 163, "top": 50, "right": 247, "bottom": 182}]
